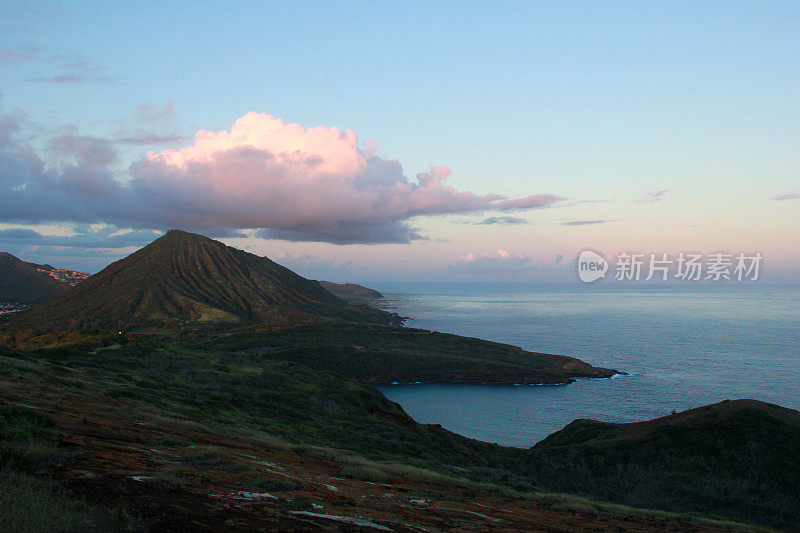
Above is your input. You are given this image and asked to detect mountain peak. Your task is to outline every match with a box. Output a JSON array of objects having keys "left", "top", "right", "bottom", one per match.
[
  {"left": 7, "top": 231, "right": 394, "bottom": 329},
  {"left": 163, "top": 228, "right": 200, "bottom": 238},
  {"left": 156, "top": 229, "right": 214, "bottom": 245}
]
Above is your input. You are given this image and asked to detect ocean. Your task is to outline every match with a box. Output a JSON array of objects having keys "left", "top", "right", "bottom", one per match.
[{"left": 373, "top": 282, "right": 800, "bottom": 447}]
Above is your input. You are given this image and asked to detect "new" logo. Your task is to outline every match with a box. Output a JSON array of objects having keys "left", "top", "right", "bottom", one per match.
[{"left": 577, "top": 250, "right": 608, "bottom": 283}]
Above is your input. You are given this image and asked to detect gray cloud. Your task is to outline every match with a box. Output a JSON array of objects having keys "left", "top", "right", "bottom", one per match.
[
  {"left": 116, "top": 133, "right": 187, "bottom": 145},
  {"left": 257, "top": 221, "right": 427, "bottom": 245},
  {"left": 0, "top": 227, "right": 165, "bottom": 273},
  {"left": 26, "top": 60, "right": 111, "bottom": 84},
  {"left": 771, "top": 193, "right": 800, "bottom": 201},
  {"left": 135, "top": 102, "right": 175, "bottom": 124},
  {"left": 0, "top": 228, "right": 162, "bottom": 249},
  {"left": 113, "top": 102, "right": 185, "bottom": 146},
  {"left": 562, "top": 219, "right": 617, "bottom": 226},
  {"left": 1, "top": 41, "right": 111, "bottom": 84},
  {"left": 200, "top": 228, "right": 251, "bottom": 239},
  {"left": 474, "top": 216, "right": 529, "bottom": 225},
  {"left": 639, "top": 189, "right": 669, "bottom": 203},
  {"left": 492, "top": 194, "right": 565, "bottom": 210},
  {"left": 49, "top": 131, "right": 118, "bottom": 168},
  {"left": 0, "top": 228, "right": 42, "bottom": 240},
  {"left": 0, "top": 47, "right": 40, "bottom": 67},
  {"left": 0, "top": 111, "right": 27, "bottom": 144}
]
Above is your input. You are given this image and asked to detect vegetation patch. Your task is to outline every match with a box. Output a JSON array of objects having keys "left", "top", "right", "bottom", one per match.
[
  {"left": 336, "top": 464, "right": 392, "bottom": 483},
  {"left": 0, "top": 405, "right": 78, "bottom": 473}
]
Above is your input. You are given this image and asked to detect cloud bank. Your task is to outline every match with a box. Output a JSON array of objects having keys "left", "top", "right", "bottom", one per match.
[
  {"left": 1, "top": 111, "right": 565, "bottom": 244},
  {"left": 473, "top": 216, "right": 529, "bottom": 225},
  {"left": 0, "top": 227, "right": 161, "bottom": 249},
  {"left": 450, "top": 249, "right": 536, "bottom": 272}
]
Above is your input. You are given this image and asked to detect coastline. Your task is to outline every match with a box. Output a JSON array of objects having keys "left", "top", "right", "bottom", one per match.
[
  {"left": 376, "top": 371, "right": 626, "bottom": 387},
  {"left": 356, "top": 368, "right": 619, "bottom": 386}
]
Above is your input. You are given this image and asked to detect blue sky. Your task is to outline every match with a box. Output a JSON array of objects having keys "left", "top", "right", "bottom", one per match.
[{"left": 1, "top": 1, "right": 798, "bottom": 281}]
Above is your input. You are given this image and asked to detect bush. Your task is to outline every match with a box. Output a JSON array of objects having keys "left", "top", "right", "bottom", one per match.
[
  {"left": 181, "top": 446, "right": 229, "bottom": 466},
  {"left": 337, "top": 464, "right": 391, "bottom": 483},
  {"left": 0, "top": 405, "right": 73, "bottom": 472},
  {"left": 0, "top": 469, "right": 143, "bottom": 531}
]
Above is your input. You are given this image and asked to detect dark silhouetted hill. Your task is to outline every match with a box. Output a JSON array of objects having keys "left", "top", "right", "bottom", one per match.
[
  {"left": 526, "top": 399, "right": 800, "bottom": 529},
  {"left": 0, "top": 252, "right": 86, "bottom": 304},
  {"left": 318, "top": 281, "right": 383, "bottom": 303}
]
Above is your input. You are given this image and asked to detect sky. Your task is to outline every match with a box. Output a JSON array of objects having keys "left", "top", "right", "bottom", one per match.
[{"left": 1, "top": 1, "right": 798, "bottom": 282}]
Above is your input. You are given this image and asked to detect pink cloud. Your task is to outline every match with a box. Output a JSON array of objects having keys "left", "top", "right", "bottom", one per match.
[
  {"left": 145, "top": 112, "right": 365, "bottom": 178},
  {"left": 126, "top": 113, "right": 564, "bottom": 242},
  {"left": 459, "top": 249, "right": 527, "bottom": 262},
  {"left": 451, "top": 249, "right": 536, "bottom": 272},
  {"left": 2, "top": 111, "right": 567, "bottom": 244}
]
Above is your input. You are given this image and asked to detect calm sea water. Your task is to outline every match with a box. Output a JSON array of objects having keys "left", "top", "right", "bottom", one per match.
[{"left": 373, "top": 282, "right": 800, "bottom": 447}]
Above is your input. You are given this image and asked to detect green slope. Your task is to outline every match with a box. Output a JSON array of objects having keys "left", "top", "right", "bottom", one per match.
[
  {"left": 207, "top": 322, "right": 617, "bottom": 384},
  {"left": 7, "top": 230, "right": 395, "bottom": 329},
  {"left": 1, "top": 331, "right": 796, "bottom": 529}
]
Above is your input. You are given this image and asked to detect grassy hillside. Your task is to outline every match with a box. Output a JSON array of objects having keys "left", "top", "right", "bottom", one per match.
[
  {"left": 207, "top": 322, "right": 616, "bottom": 384},
  {"left": 317, "top": 281, "right": 383, "bottom": 302},
  {"left": 6, "top": 230, "right": 397, "bottom": 329},
  {"left": 524, "top": 400, "right": 800, "bottom": 528},
  {"left": 1, "top": 336, "right": 767, "bottom": 531},
  {"left": 0, "top": 330, "right": 795, "bottom": 529},
  {"left": 0, "top": 332, "right": 517, "bottom": 471}
]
